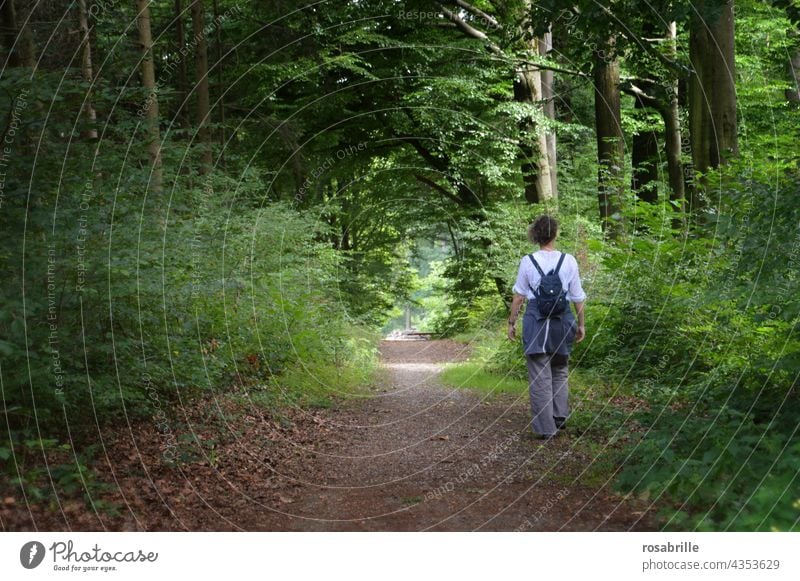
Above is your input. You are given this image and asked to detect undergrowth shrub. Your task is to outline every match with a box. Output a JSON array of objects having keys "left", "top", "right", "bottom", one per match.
[
  {"left": 582, "top": 174, "right": 800, "bottom": 530},
  {"left": 0, "top": 88, "right": 380, "bottom": 503}
]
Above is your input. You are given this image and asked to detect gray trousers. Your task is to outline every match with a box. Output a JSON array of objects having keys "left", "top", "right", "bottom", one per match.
[{"left": 526, "top": 353, "right": 570, "bottom": 436}]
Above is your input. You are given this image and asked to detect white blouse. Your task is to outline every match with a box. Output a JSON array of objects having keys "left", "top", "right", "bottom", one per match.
[{"left": 512, "top": 249, "right": 586, "bottom": 303}]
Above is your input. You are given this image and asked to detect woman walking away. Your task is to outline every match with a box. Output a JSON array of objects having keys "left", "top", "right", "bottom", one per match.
[{"left": 507, "top": 215, "right": 586, "bottom": 440}]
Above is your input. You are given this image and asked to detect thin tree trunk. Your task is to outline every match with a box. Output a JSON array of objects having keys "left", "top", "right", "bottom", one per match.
[
  {"left": 191, "top": 0, "right": 213, "bottom": 173},
  {"left": 663, "top": 22, "right": 686, "bottom": 217},
  {"left": 662, "top": 102, "right": 685, "bottom": 203},
  {"left": 593, "top": 39, "right": 624, "bottom": 235},
  {"left": 1, "top": 0, "right": 36, "bottom": 69},
  {"left": 213, "top": 0, "right": 226, "bottom": 169},
  {"left": 689, "top": 0, "right": 738, "bottom": 205},
  {"left": 137, "top": 0, "right": 163, "bottom": 193},
  {"left": 0, "top": 0, "right": 21, "bottom": 67},
  {"left": 77, "top": 0, "right": 98, "bottom": 139},
  {"left": 174, "top": 0, "right": 190, "bottom": 126},
  {"left": 538, "top": 30, "right": 558, "bottom": 197},
  {"left": 514, "top": 62, "right": 553, "bottom": 204},
  {"left": 17, "top": 1, "right": 35, "bottom": 69}
]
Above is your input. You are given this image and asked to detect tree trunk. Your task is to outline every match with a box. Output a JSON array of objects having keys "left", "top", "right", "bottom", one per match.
[
  {"left": 17, "top": 2, "right": 36, "bottom": 69},
  {"left": 1, "top": 0, "right": 36, "bottom": 69},
  {"left": 0, "top": 0, "right": 21, "bottom": 67},
  {"left": 661, "top": 100, "right": 685, "bottom": 206},
  {"left": 538, "top": 30, "right": 558, "bottom": 197},
  {"left": 213, "top": 0, "right": 226, "bottom": 169},
  {"left": 514, "top": 61, "right": 553, "bottom": 204},
  {"left": 174, "top": 0, "right": 190, "bottom": 126},
  {"left": 663, "top": 22, "right": 686, "bottom": 217},
  {"left": 191, "top": 0, "right": 213, "bottom": 173},
  {"left": 689, "top": 0, "right": 738, "bottom": 205},
  {"left": 137, "top": 0, "right": 163, "bottom": 193},
  {"left": 77, "top": 0, "right": 98, "bottom": 139},
  {"left": 593, "top": 39, "right": 624, "bottom": 235},
  {"left": 631, "top": 94, "right": 659, "bottom": 202},
  {"left": 630, "top": 21, "right": 659, "bottom": 203}
]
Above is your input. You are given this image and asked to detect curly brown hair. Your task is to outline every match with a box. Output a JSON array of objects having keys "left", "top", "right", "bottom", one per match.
[{"left": 528, "top": 215, "right": 558, "bottom": 245}]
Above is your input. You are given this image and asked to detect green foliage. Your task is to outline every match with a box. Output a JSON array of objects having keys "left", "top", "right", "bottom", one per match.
[
  {"left": 0, "top": 436, "right": 114, "bottom": 511},
  {"left": 616, "top": 394, "right": 800, "bottom": 531},
  {"left": 576, "top": 174, "right": 800, "bottom": 530},
  {"left": 3, "top": 0, "right": 799, "bottom": 531},
  {"left": 0, "top": 71, "right": 382, "bottom": 507}
]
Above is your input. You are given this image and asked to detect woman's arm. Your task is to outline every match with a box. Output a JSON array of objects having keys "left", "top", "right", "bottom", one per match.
[
  {"left": 573, "top": 301, "right": 586, "bottom": 342},
  {"left": 507, "top": 293, "right": 526, "bottom": 341},
  {"left": 567, "top": 256, "right": 586, "bottom": 342}
]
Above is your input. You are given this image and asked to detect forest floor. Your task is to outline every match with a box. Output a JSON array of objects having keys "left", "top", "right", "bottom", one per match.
[{"left": 2, "top": 340, "right": 658, "bottom": 531}]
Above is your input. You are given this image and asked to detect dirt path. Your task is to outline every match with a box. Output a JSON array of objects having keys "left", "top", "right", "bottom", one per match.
[
  {"left": 2, "top": 340, "right": 657, "bottom": 531},
  {"left": 256, "top": 340, "right": 656, "bottom": 531}
]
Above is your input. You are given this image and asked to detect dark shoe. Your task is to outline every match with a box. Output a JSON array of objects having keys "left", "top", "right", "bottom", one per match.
[
  {"left": 522, "top": 431, "right": 556, "bottom": 442},
  {"left": 533, "top": 432, "right": 558, "bottom": 441}
]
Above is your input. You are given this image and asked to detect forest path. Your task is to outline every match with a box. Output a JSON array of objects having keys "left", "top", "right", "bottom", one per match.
[
  {"left": 254, "top": 339, "right": 655, "bottom": 531},
  {"left": 3, "top": 340, "right": 656, "bottom": 531}
]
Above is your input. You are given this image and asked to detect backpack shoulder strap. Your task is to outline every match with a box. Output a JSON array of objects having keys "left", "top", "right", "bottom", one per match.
[
  {"left": 553, "top": 252, "right": 566, "bottom": 275},
  {"left": 527, "top": 253, "right": 546, "bottom": 277}
]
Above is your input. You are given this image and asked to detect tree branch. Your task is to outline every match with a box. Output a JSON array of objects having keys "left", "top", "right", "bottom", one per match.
[
  {"left": 414, "top": 173, "right": 462, "bottom": 204},
  {"left": 620, "top": 80, "right": 668, "bottom": 112},
  {"left": 437, "top": 2, "right": 503, "bottom": 55},
  {"left": 453, "top": 0, "right": 501, "bottom": 30},
  {"left": 390, "top": 111, "right": 453, "bottom": 173},
  {"left": 438, "top": 3, "right": 586, "bottom": 80},
  {"left": 515, "top": 57, "right": 588, "bottom": 78},
  {"left": 596, "top": 5, "right": 691, "bottom": 77}
]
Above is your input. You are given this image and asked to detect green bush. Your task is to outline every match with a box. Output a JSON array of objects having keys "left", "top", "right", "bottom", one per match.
[
  {"left": 579, "top": 175, "right": 800, "bottom": 530},
  {"left": 0, "top": 74, "right": 380, "bottom": 504}
]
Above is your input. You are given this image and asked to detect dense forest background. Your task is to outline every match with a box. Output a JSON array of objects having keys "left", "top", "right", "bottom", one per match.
[{"left": 1, "top": 0, "right": 798, "bottom": 531}]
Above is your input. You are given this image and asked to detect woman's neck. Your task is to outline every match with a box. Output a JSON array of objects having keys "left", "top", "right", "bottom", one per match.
[{"left": 539, "top": 242, "right": 556, "bottom": 251}]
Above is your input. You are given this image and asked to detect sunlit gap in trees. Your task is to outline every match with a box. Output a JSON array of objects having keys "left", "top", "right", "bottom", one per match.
[{"left": 383, "top": 232, "right": 453, "bottom": 340}]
